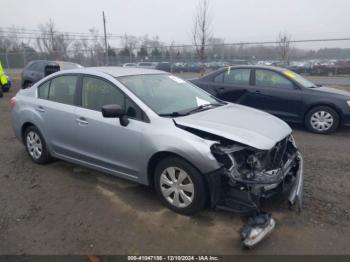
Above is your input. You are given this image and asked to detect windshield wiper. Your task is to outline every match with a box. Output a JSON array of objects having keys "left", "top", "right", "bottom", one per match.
[
  {"left": 159, "top": 102, "right": 224, "bottom": 118},
  {"left": 159, "top": 112, "right": 189, "bottom": 117},
  {"left": 184, "top": 103, "right": 223, "bottom": 115}
]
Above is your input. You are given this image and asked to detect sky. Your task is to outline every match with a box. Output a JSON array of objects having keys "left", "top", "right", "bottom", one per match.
[{"left": 1, "top": 0, "right": 350, "bottom": 49}]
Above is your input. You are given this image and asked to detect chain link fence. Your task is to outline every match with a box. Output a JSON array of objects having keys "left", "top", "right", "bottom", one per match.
[{"left": 1, "top": 40, "right": 350, "bottom": 73}]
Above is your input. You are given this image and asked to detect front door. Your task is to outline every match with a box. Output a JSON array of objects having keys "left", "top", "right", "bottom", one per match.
[
  {"left": 73, "top": 76, "right": 146, "bottom": 179},
  {"left": 250, "top": 69, "right": 303, "bottom": 122}
]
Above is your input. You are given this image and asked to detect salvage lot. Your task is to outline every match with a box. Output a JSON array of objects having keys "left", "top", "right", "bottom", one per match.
[{"left": 0, "top": 79, "right": 350, "bottom": 254}]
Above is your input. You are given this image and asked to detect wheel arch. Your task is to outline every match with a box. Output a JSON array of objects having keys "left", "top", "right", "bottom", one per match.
[
  {"left": 147, "top": 151, "right": 209, "bottom": 191},
  {"left": 304, "top": 102, "right": 343, "bottom": 124},
  {"left": 21, "top": 122, "right": 36, "bottom": 143}
]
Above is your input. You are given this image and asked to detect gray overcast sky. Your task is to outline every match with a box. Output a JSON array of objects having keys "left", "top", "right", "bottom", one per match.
[{"left": 1, "top": 0, "right": 350, "bottom": 49}]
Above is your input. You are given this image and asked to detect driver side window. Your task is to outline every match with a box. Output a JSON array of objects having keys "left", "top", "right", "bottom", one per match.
[
  {"left": 82, "top": 76, "right": 145, "bottom": 121},
  {"left": 255, "top": 69, "right": 294, "bottom": 89},
  {"left": 82, "top": 76, "right": 125, "bottom": 112}
]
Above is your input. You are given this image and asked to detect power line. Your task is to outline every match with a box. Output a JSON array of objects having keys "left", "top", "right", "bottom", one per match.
[
  {"left": 0, "top": 27, "right": 122, "bottom": 38},
  {"left": 0, "top": 34, "right": 122, "bottom": 41}
]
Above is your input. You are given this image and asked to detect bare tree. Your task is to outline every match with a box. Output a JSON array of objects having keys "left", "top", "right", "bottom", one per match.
[
  {"left": 192, "top": 0, "right": 212, "bottom": 74},
  {"left": 36, "top": 19, "right": 73, "bottom": 60},
  {"left": 120, "top": 33, "right": 138, "bottom": 62},
  {"left": 277, "top": 32, "right": 292, "bottom": 65}
]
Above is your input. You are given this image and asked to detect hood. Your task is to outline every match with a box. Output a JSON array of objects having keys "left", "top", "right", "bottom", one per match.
[
  {"left": 174, "top": 104, "right": 292, "bottom": 150},
  {"left": 313, "top": 86, "right": 350, "bottom": 97}
]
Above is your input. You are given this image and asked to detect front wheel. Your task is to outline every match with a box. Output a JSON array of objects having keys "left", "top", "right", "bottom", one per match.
[
  {"left": 305, "top": 106, "right": 339, "bottom": 134},
  {"left": 154, "top": 156, "right": 207, "bottom": 215}
]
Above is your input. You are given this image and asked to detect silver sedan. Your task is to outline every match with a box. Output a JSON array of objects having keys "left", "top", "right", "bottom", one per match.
[{"left": 11, "top": 67, "right": 303, "bottom": 215}]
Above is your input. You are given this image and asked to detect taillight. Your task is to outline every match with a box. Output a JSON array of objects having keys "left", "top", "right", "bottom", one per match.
[{"left": 10, "top": 97, "right": 16, "bottom": 109}]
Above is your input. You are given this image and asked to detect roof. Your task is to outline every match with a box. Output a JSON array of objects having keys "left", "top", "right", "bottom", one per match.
[
  {"left": 225, "top": 65, "right": 288, "bottom": 71},
  {"left": 70, "top": 66, "right": 167, "bottom": 77}
]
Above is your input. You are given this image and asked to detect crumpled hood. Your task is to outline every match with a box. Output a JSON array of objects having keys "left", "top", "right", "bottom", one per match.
[{"left": 174, "top": 104, "right": 292, "bottom": 150}]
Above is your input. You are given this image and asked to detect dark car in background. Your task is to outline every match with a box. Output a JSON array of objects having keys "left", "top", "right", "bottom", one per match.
[
  {"left": 190, "top": 65, "right": 350, "bottom": 134},
  {"left": 156, "top": 62, "right": 172, "bottom": 72},
  {"left": 21, "top": 60, "right": 82, "bottom": 88}
]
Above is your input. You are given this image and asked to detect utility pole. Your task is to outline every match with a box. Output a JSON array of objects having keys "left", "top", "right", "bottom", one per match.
[{"left": 102, "top": 11, "right": 109, "bottom": 65}]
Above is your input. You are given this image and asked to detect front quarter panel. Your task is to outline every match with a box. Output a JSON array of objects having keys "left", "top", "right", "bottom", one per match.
[{"left": 138, "top": 118, "right": 221, "bottom": 185}]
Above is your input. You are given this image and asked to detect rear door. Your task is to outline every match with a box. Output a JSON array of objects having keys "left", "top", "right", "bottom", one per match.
[
  {"left": 209, "top": 68, "right": 255, "bottom": 104},
  {"left": 250, "top": 69, "right": 303, "bottom": 122},
  {"left": 36, "top": 74, "right": 79, "bottom": 156},
  {"left": 73, "top": 75, "right": 146, "bottom": 179}
]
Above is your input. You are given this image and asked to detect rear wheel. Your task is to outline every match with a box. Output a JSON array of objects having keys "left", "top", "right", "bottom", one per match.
[
  {"left": 305, "top": 106, "right": 339, "bottom": 134},
  {"left": 24, "top": 126, "right": 52, "bottom": 164},
  {"left": 154, "top": 156, "right": 207, "bottom": 215}
]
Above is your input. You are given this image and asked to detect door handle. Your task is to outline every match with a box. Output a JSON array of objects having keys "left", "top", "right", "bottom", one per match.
[
  {"left": 76, "top": 117, "right": 88, "bottom": 125},
  {"left": 35, "top": 106, "right": 45, "bottom": 112}
]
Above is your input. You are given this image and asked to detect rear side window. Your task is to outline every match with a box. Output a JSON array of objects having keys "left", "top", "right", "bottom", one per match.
[
  {"left": 48, "top": 75, "right": 78, "bottom": 105},
  {"left": 82, "top": 76, "right": 125, "bottom": 111},
  {"left": 38, "top": 81, "right": 50, "bottom": 99},
  {"left": 255, "top": 70, "right": 294, "bottom": 89},
  {"left": 223, "top": 69, "right": 251, "bottom": 85}
]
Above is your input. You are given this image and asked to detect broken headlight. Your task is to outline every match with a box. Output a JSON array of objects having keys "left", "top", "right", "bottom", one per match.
[
  {"left": 211, "top": 137, "right": 295, "bottom": 184},
  {"left": 288, "top": 134, "right": 297, "bottom": 148}
]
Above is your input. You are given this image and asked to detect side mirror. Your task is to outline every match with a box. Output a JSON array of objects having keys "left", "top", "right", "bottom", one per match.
[{"left": 102, "top": 104, "right": 129, "bottom": 127}]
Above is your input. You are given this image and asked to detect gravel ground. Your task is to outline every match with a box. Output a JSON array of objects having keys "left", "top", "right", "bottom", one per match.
[{"left": 0, "top": 81, "right": 350, "bottom": 255}]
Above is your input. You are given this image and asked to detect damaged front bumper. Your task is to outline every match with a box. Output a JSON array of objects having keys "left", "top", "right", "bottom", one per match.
[
  {"left": 205, "top": 142, "right": 304, "bottom": 214},
  {"left": 288, "top": 152, "right": 303, "bottom": 212}
]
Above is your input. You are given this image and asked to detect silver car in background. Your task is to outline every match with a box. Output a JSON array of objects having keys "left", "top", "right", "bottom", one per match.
[{"left": 11, "top": 67, "right": 303, "bottom": 215}]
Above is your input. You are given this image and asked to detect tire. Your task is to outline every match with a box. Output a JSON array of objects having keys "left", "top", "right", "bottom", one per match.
[
  {"left": 154, "top": 156, "right": 207, "bottom": 215},
  {"left": 24, "top": 125, "right": 52, "bottom": 164},
  {"left": 305, "top": 106, "right": 339, "bottom": 134}
]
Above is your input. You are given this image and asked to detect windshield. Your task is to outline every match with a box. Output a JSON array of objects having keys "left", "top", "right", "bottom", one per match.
[
  {"left": 118, "top": 74, "right": 221, "bottom": 115},
  {"left": 282, "top": 70, "right": 316, "bottom": 88}
]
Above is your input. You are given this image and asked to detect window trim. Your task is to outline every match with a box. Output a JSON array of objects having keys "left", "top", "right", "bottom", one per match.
[{"left": 78, "top": 74, "right": 150, "bottom": 123}]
